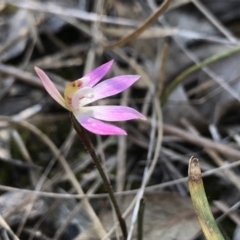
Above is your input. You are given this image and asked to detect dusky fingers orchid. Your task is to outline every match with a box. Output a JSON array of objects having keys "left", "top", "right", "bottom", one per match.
[{"left": 35, "top": 60, "right": 146, "bottom": 135}]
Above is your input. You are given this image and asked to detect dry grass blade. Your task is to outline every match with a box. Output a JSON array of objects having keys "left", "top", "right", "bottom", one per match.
[
  {"left": 105, "top": 0, "right": 172, "bottom": 48},
  {"left": 192, "top": 0, "right": 237, "bottom": 43},
  {"left": 0, "top": 215, "right": 20, "bottom": 240},
  {"left": 0, "top": 156, "right": 41, "bottom": 170},
  {"left": 0, "top": 63, "right": 64, "bottom": 91},
  {"left": 102, "top": 26, "right": 175, "bottom": 39},
  {"left": 163, "top": 124, "right": 240, "bottom": 160},
  {"left": 1, "top": 2, "right": 240, "bottom": 237},
  {"left": 2, "top": 158, "right": 240, "bottom": 202},
  {"left": 4, "top": 0, "right": 139, "bottom": 26},
  {"left": 161, "top": 44, "right": 240, "bottom": 104},
  {"left": 214, "top": 201, "right": 240, "bottom": 226},
  {"left": 0, "top": 116, "right": 108, "bottom": 239},
  {"left": 217, "top": 200, "right": 240, "bottom": 224},
  {"left": 181, "top": 118, "right": 240, "bottom": 191}
]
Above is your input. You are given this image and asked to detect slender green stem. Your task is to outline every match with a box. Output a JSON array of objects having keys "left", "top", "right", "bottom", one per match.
[
  {"left": 162, "top": 45, "right": 240, "bottom": 105},
  {"left": 70, "top": 113, "right": 128, "bottom": 239},
  {"left": 137, "top": 198, "right": 145, "bottom": 240}
]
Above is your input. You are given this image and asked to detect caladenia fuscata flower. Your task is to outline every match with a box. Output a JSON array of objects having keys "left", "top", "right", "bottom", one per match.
[{"left": 35, "top": 60, "right": 146, "bottom": 135}]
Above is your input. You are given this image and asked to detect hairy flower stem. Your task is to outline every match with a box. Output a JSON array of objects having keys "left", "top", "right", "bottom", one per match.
[{"left": 70, "top": 113, "right": 128, "bottom": 239}]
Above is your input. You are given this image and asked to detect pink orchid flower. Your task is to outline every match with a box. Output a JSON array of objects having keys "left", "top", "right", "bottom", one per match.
[{"left": 35, "top": 60, "right": 146, "bottom": 135}]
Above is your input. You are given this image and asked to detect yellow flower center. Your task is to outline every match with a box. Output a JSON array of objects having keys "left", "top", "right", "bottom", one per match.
[{"left": 64, "top": 78, "right": 93, "bottom": 110}]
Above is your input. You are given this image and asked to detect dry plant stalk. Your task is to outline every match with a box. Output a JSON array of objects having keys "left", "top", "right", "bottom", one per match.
[
  {"left": 105, "top": 0, "right": 172, "bottom": 48},
  {"left": 188, "top": 157, "right": 224, "bottom": 240}
]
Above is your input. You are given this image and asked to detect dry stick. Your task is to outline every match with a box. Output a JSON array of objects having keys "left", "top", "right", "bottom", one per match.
[
  {"left": 53, "top": 177, "right": 105, "bottom": 240},
  {"left": 105, "top": 0, "right": 172, "bottom": 48},
  {"left": 216, "top": 200, "right": 240, "bottom": 225},
  {"left": 127, "top": 95, "right": 163, "bottom": 240},
  {"left": 5, "top": 0, "right": 139, "bottom": 27},
  {"left": 0, "top": 63, "right": 64, "bottom": 91},
  {"left": 112, "top": 49, "right": 164, "bottom": 205},
  {"left": 0, "top": 156, "right": 41, "bottom": 170},
  {"left": 188, "top": 71, "right": 240, "bottom": 105},
  {"left": 0, "top": 116, "right": 108, "bottom": 239},
  {"left": 3, "top": 159, "right": 240, "bottom": 201},
  {"left": 0, "top": 215, "right": 20, "bottom": 240},
  {"left": 18, "top": 133, "right": 76, "bottom": 239},
  {"left": 214, "top": 201, "right": 240, "bottom": 226},
  {"left": 207, "top": 151, "right": 240, "bottom": 190},
  {"left": 19, "top": 130, "right": 76, "bottom": 240},
  {"left": 192, "top": 0, "right": 237, "bottom": 43},
  {"left": 102, "top": 195, "right": 139, "bottom": 240},
  {"left": 102, "top": 26, "right": 175, "bottom": 39},
  {"left": 112, "top": 47, "right": 163, "bottom": 239},
  {"left": 70, "top": 113, "right": 128, "bottom": 239},
  {"left": 181, "top": 122, "right": 240, "bottom": 237},
  {"left": 181, "top": 118, "right": 240, "bottom": 190},
  {"left": 103, "top": 26, "right": 237, "bottom": 45},
  {"left": 145, "top": 0, "right": 240, "bottom": 105},
  {"left": 13, "top": 131, "right": 38, "bottom": 237},
  {"left": 163, "top": 124, "right": 240, "bottom": 160}
]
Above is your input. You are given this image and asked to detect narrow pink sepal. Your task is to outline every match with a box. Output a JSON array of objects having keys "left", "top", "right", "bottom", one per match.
[
  {"left": 82, "top": 106, "right": 146, "bottom": 122},
  {"left": 79, "top": 75, "right": 140, "bottom": 106},
  {"left": 34, "top": 67, "right": 68, "bottom": 109},
  {"left": 83, "top": 60, "right": 114, "bottom": 87},
  {"left": 73, "top": 113, "right": 127, "bottom": 135}
]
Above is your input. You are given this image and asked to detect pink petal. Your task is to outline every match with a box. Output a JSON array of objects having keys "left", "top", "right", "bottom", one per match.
[
  {"left": 83, "top": 60, "right": 114, "bottom": 87},
  {"left": 73, "top": 113, "right": 127, "bottom": 135},
  {"left": 82, "top": 106, "right": 146, "bottom": 122},
  {"left": 35, "top": 67, "right": 68, "bottom": 109},
  {"left": 79, "top": 75, "right": 140, "bottom": 106}
]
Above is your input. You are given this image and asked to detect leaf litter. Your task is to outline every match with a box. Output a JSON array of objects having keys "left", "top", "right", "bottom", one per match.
[{"left": 0, "top": 0, "right": 240, "bottom": 239}]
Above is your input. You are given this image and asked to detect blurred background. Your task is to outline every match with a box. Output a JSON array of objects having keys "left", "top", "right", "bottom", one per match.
[{"left": 0, "top": 0, "right": 240, "bottom": 239}]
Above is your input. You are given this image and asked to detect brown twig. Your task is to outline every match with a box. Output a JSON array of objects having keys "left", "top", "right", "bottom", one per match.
[
  {"left": 105, "top": 0, "right": 172, "bottom": 48},
  {"left": 164, "top": 124, "right": 240, "bottom": 160}
]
